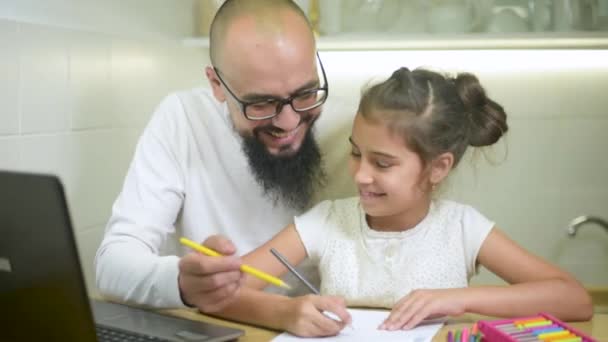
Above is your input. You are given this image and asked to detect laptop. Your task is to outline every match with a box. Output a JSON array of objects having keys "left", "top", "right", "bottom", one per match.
[{"left": 0, "top": 170, "right": 244, "bottom": 341}]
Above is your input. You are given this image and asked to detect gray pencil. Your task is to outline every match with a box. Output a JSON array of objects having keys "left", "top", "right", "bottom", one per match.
[
  {"left": 269, "top": 248, "right": 354, "bottom": 329},
  {"left": 269, "top": 248, "right": 320, "bottom": 295}
]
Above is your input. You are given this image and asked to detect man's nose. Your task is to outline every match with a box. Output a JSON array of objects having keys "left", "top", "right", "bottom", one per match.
[{"left": 271, "top": 103, "right": 301, "bottom": 131}]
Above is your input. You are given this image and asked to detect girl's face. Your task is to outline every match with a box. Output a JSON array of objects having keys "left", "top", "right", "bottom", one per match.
[{"left": 348, "top": 113, "right": 431, "bottom": 229}]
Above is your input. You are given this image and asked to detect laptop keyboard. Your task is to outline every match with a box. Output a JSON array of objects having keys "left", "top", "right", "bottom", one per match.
[{"left": 96, "top": 325, "right": 171, "bottom": 342}]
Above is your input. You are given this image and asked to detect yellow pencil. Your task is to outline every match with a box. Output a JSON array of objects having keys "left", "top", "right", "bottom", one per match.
[{"left": 179, "top": 237, "right": 291, "bottom": 289}]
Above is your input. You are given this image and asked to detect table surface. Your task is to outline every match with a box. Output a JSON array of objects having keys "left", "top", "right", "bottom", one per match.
[{"left": 158, "top": 307, "right": 608, "bottom": 341}]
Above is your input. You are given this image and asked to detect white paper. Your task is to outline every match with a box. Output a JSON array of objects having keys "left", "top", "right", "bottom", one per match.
[{"left": 272, "top": 309, "right": 444, "bottom": 342}]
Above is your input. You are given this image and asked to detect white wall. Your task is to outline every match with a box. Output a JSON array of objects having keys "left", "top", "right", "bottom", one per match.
[
  {"left": 0, "top": 0, "right": 207, "bottom": 294},
  {"left": 0, "top": 0, "right": 197, "bottom": 39}
]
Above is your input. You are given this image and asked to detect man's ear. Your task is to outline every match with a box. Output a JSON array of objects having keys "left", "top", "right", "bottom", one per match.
[
  {"left": 205, "top": 66, "right": 226, "bottom": 102},
  {"left": 430, "top": 152, "right": 454, "bottom": 185}
]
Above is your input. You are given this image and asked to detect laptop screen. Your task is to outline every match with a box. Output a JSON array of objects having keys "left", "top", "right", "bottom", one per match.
[
  {"left": 0, "top": 171, "right": 98, "bottom": 341},
  {"left": 0, "top": 171, "right": 245, "bottom": 342}
]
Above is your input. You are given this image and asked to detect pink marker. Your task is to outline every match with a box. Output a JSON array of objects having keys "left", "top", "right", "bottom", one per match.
[{"left": 461, "top": 327, "right": 469, "bottom": 342}]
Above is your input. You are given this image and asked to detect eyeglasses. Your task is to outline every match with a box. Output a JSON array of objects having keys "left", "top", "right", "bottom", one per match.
[{"left": 213, "top": 52, "right": 328, "bottom": 121}]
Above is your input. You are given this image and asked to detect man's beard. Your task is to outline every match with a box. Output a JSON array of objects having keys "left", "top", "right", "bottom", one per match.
[{"left": 241, "top": 127, "right": 326, "bottom": 211}]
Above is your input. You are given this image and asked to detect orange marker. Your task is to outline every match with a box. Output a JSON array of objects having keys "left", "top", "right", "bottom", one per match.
[
  {"left": 514, "top": 316, "right": 547, "bottom": 325},
  {"left": 471, "top": 323, "right": 479, "bottom": 335}
]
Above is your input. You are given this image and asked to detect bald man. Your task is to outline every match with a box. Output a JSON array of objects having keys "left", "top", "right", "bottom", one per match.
[{"left": 95, "top": 0, "right": 336, "bottom": 316}]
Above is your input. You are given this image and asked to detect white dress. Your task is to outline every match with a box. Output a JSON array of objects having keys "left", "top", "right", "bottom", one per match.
[{"left": 294, "top": 197, "right": 494, "bottom": 308}]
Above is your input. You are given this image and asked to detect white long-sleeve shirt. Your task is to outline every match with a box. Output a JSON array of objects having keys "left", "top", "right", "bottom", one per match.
[{"left": 95, "top": 88, "right": 354, "bottom": 308}]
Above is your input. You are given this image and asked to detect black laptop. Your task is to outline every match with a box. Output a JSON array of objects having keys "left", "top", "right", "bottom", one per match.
[{"left": 0, "top": 170, "right": 244, "bottom": 341}]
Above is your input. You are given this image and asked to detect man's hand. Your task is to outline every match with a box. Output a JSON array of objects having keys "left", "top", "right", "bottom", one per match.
[{"left": 178, "top": 235, "right": 245, "bottom": 313}]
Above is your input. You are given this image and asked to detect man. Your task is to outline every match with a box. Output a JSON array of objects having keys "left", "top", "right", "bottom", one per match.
[{"left": 95, "top": 0, "right": 339, "bottom": 313}]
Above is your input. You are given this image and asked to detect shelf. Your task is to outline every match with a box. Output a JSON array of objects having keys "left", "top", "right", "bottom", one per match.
[{"left": 183, "top": 32, "right": 608, "bottom": 50}]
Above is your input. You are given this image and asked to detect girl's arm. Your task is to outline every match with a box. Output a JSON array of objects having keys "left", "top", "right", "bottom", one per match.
[
  {"left": 206, "top": 224, "right": 352, "bottom": 336},
  {"left": 210, "top": 288, "right": 350, "bottom": 336},
  {"left": 240, "top": 223, "right": 308, "bottom": 289},
  {"left": 382, "top": 227, "right": 593, "bottom": 330},
  {"left": 464, "top": 227, "right": 593, "bottom": 321}
]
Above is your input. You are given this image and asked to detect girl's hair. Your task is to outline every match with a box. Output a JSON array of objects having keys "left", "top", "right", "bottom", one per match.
[{"left": 358, "top": 67, "right": 508, "bottom": 168}]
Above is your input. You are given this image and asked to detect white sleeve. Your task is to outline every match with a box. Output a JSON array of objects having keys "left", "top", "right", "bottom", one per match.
[
  {"left": 95, "top": 94, "right": 187, "bottom": 308},
  {"left": 293, "top": 200, "right": 333, "bottom": 263},
  {"left": 461, "top": 205, "right": 494, "bottom": 278}
]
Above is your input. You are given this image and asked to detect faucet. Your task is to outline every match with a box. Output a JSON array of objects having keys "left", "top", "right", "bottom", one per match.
[{"left": 566, "top": 215, "right": 608, "bottom": 237}]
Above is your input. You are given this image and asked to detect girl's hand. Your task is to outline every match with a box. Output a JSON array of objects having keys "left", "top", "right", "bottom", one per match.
[
  {"left": 281, "top": 295, "right": 352, "bottom": 337},
  {"left": 380, "top": 288, "right": 466, "bottom": 330}
]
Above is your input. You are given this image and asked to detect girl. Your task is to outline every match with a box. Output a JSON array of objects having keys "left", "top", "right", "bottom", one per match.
[{"left": 217, "top": 67, "right": 593, "bottom": 337}]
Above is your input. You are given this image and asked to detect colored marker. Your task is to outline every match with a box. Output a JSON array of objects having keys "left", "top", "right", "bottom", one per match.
[
  {"left": 544, "top": 336, "right": 575, "bottom": 342},
  {"left": 512, "top": 334, "right": 541, "bottom": 341},
  {"left": 523, "top": 320, "right": 553, "bottom": 328},
  {"left": 446, "top": 330, "right": 453, "bottom": 342},
  {"left": 550, "top": 338, "right": 581, "bottom": 342},
  {"left": 539, "top": 330, "right": 571, "bottom": 339},
  {"left": 510, "top": 328, "right": 563, "bottom": 340},
  {"left": 515, "top": 317, "right": 547, "bottom": 325},
  {"left": 498, "top": 325, "right": 524, "bottom": 334},
  {"left": 531, "top": 325, "right": 562, "bottom": 334},
  {"left": 470, "top": 323, "right": 481, "bottom": 342},
  {"left": 540, "top": 329, "right": 567, "bottom": 335},
  {"left": 512, "top": 331, "right": 536, "bottom": 337},
  {"left": 461, "top": 327, "right": 469, "bottom": 342},
  {"left": 515, "top": 335, "right": 543, "bottom": 341},
  {"left": 471, "top": 323, "right": 479, "bottom": 335}
]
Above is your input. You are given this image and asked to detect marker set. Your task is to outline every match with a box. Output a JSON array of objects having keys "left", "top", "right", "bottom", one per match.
[{"left": 477, "top": 313, "right": 596, "bottom": 342}]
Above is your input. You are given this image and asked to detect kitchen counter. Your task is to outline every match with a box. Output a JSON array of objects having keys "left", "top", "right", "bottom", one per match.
[{"left": 590, "top": 287, "right": 608, "bottom": 314}]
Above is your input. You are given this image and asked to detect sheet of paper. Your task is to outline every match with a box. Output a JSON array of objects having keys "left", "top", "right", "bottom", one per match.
[{"left": 271, "top": 308, "right": 444, "bottom": 342}]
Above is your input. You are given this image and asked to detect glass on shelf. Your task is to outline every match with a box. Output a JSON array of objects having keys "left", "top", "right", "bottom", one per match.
[
  {"left": 183, "top": 0, "right": 608, "bottom": 50},
  {"left": 310, "top": 0, "right": 608, "bottom": 36}
]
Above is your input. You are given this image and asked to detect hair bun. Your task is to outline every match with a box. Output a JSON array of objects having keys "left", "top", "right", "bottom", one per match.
[
  {"left": 391, "top": 67, "right": 411, "bottom": 79},
  {"left": 454, "top": 73, "right": 486, "bottom": 110},
  {"left": 454, "top": 73, "right": 508, "bottom": 147}
]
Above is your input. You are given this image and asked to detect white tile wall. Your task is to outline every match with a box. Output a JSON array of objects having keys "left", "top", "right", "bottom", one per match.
[
  {"left": 0, "top": 0, "right": 197, "bottom": 40},
  {"left": 19, "top": 23, "right": 70, "bottom": 133},
  {"left": 18, "top": 133, "right": 75, "bottom": 185},
  {"left": 481, "top": 69, "right": 608, "bottom": 119},
  {"left": 0, "top": 137, "right": 20, "bottom": 169},
  {"left": 18, "top": 129, "right": 140, "bottom": 230},
  {"left": 69, "top": 31, "right": 113, "bottom": 130},
  {"left": 0, "top": 2, "right": 206, "bottom": 293},
  {"left": 447, "top": 117, "right": 608, "bottom": 285},
  {"left": 110, "top": 39, "right": 164, "bottom": 127},
  {"left": 0, "top": 20, "right": 19, "bottom": 135}
]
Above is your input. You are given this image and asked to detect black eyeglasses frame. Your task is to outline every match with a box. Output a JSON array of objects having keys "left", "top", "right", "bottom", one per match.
[{"left": 213, "top": 52, "right": 328, "bottom": 121}]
